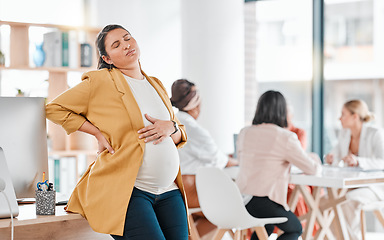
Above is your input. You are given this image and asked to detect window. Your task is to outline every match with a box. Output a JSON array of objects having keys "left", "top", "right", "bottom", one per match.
[
  {"left": 245, "top": 0, "right": 313, "bottom": 150},
  {"left": 324, "top": 0, "right": 384, "bottom": 154}
]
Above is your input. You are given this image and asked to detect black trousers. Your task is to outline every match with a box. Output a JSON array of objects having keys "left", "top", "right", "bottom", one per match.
[{"left": 246, "top": 196, "right": 302, "bottom": 240}]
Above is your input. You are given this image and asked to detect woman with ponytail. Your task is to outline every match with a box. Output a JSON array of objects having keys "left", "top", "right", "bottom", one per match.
[
  {"left": 325, "top": 99, "right": 383, "bottom": 168},
  {"left": 46, "top": 24, "right": 189, "bottom": 239},
  {"left": 325, "top": 99, "right": 384, "bottom": 239}
]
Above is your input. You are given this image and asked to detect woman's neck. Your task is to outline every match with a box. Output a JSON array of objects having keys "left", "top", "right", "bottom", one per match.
[
  {"left": 119, "top": 63, "right": 144, "bottom": 80},
  {"left": 350, "top": 122, "right": 363, "bottom": 139}
]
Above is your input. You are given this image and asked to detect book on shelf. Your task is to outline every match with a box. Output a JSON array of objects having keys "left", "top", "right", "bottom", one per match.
[
  {"left": 68, "top": 30, "right": 79, "bottom": 68},
  {"left": 43, "top": 31, "right": 62, "bottom": 67},
  {"left": 80, "top": 43, "right": 93, "bottom": 67},
  {"left": 48, "top": 157, "right": 77, "bottom": 194},
  {"left": 62, "top": 32, "right": 69, "bottom": 67},
  {"left": 43, "top": 31, "right": 72, "bottom": 68}
]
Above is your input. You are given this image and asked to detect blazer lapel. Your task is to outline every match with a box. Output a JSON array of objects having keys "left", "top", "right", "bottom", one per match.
[
  {"left": 341, "top": 129, "right": 351, "bottom": 158},
  {"left": 109, "top": 68, "right": 145, "bottom": 150},
  {"left": 358, "top": 124, "right": 368, "bottom": 157}
]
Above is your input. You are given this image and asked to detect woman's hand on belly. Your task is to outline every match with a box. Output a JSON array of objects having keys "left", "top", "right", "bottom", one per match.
[{"left": 138, "top": 114, "right": 174, "bottom": 145}]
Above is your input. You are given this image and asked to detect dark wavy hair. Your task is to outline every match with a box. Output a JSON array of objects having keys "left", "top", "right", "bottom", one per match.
[
  {"left": 170, "top": 79, "right": 196, "bottom": 111},
  {"left": 252, "top": 90, "right": 288, "bottom": 128},
  {"left": 96, "top": 24, "right": 130, "bottom": 69}
]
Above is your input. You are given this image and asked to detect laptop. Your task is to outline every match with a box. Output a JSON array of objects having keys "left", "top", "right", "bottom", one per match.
[{"left": 0, "top": 147, "right": 19, "bottom": 218}]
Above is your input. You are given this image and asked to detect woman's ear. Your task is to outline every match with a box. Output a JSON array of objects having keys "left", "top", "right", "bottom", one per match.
[
  {"left": 352, "top": 113, "right": 360, "bottom": 122},
  {"left": 102, "top": 55, "right": 112, "bottom": 64}
]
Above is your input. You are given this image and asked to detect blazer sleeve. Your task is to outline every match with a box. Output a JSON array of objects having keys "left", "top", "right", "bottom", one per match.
[
  {"left": 285, "top": 134, "right": 322, "bottom": 175},
  {"left": 358, "top": 129, "right": 384, "bottom": 170},
  {"left": 46, "top": 76, "right": 91, "bottom": 135},
  {"left": 174, "top": 115, "right": 187, "bottom": 149}
]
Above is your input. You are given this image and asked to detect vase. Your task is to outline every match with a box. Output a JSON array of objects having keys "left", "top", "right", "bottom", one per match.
[{"left": 33, "top": 43, "right": 45, "bottom": 67}]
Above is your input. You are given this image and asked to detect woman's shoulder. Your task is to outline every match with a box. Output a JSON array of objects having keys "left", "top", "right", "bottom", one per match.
[
  {"left": 364, "top": 123, "right": 382, "bottom": 131},
  {"left": 252, "top": 123, "right": 293, "bottom": 134},
  {"left": 177, "top": 111, "right": 200, "bottom": 129},
  {"left": 364, "top": 124, "right": 384, "bottom": 137},
  {"left": 81, "top": 68, "right": 111, "bottom": 81},
  {"left": 240, "top": 124, "right": 294, "bottom": 138}
]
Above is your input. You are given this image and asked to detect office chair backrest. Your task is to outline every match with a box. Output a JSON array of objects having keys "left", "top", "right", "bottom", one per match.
[{"left": 196, "top": 167, "right": 252, "bottom": 229}]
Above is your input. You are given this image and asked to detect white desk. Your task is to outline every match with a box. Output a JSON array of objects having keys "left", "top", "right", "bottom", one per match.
[
  {"left": 289, "top": 166, "right": 384, "bottom": 240},
  {"left": 0, "top": 204, "right": 112, "bottom": 240}
]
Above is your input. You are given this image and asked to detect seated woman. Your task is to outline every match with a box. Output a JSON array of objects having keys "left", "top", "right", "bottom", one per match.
[
  {"left": 236, "top": 90, "right": 321, "bottom": 240},
  {"left": 170, "top": 79, "right": 238, "bottom": 239},
  {"left": 325, "top": 99, "right": 384, "bottom": 240}
]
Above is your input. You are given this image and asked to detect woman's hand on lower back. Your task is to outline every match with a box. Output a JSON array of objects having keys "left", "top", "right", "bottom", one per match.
[{"left": 95, "top": 132, "right": 114, "bottom": 155}]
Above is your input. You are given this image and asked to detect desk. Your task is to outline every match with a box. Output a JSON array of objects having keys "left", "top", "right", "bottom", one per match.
[
  {"left": 289, "top": 166, "right": 384, "bottom": 240},
  {"left": 0, "top": 204, "right": 111, "bottom": 240}
]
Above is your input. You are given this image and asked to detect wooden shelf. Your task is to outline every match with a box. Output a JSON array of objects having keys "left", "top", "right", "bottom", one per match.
[
  {"left": 0, "top": 20, "right": 100, "bottom": 154},
  {"left": 0, "top": 20, "right": 100, "bottom": 33},
  {"left": 49, "top": 150, "right": 97, "bottom": 157},
  {"left": 0, "top": 66, "right": 94, "bottom": 73}
]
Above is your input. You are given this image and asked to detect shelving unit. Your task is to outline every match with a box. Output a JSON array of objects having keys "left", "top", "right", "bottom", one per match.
[{"left": 0, "top": 20, "right": 100, "bottom": 162}]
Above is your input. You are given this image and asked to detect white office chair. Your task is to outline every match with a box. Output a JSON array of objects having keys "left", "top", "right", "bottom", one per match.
[
  {"left": 196, "top": 167, "right": 287, "bottom": 240},
  {"left": 361, "top": 202, "right": 384, "bottom": 240}
]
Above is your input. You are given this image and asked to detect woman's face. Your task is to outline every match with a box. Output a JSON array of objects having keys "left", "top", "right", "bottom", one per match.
[
  {"left": 339, "top": 106, "right": 357, "bottom": 129},
  {"left": 102, "top": 28, "right": 140, "bottom": 68}
]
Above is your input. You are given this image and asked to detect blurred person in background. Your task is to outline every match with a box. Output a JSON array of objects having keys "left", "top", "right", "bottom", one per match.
[
  {"left": 325, "top": 99, "right": 384, "bottom": 239},
  {"left": 236, "top": 90, "right": 321, "bottom": 240}
]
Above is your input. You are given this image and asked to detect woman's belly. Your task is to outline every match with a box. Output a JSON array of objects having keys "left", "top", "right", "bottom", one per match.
[{"left": 135, "top": 137, "right": 180, "bottom": 190}]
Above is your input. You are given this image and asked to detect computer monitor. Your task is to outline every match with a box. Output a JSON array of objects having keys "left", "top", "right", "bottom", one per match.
[
  {"left": 0, "top": 97, "right": 49, "bottom": 199},
  {"left": 233, "top": 133, "right": 238, "bottom": 158},
  {"left": 0, "top": 147, "right": 19, "bottom": 218}
]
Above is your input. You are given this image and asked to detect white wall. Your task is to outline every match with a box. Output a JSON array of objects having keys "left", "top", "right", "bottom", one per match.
[
  {"left": 181, "top": 0, "right": 244, "bottom": 153},
  {"left": 94, "top": 0, "right": 182, "bottom": 92}
]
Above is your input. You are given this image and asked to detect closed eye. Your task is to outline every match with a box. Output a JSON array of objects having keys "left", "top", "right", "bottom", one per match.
[{"left": 111, "top": 41, "right": 120, "bottom": 48}]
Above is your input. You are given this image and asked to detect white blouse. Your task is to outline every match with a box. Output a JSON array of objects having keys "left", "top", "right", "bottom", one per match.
[
  {"left": 330, "top": 123, "right": 384, "bottom": 200},
  {"left": 330, "top": 124, "right": 384, "bottom": 170},
  {"left": 124, "top": 75, "right": 179, "bottom": 195},
  {"left": 176, "top": 111, "right": 228, "bottom": 175}
]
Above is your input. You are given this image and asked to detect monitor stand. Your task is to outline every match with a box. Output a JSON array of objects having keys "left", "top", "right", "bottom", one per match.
[{"left": 0, "top": 147, "right": 19, "bottom": 218}]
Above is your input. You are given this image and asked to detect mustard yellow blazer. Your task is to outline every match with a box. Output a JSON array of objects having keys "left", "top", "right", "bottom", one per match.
[{"left": 46, "top": 68, "right": 188, "bottom": 236}]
